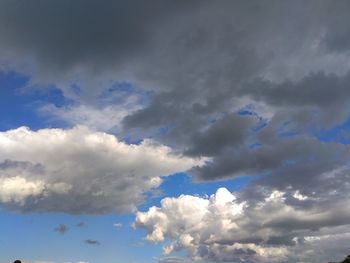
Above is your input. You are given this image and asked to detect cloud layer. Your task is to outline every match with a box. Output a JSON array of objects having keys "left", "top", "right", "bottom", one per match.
[
  {"left": 1, "top": 1, "right": 350, "bottom": 262},
  {"left": 0, "top": 126, "right": 201, "bottom": 214}
]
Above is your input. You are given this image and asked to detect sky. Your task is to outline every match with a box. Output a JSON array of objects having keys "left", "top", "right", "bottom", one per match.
[{"left": 0, "top": 1, "right": 350, "bottom": 263}]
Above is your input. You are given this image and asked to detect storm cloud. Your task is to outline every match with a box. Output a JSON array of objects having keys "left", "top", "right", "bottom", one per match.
[{"left": 1, "top": 1, "right": 350, "bottom": 262}]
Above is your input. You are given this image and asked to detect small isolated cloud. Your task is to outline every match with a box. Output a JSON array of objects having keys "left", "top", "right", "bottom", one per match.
[
  {"left": 54, "top": 224, "right": 68, "bottom": 235},
  {"left": 22, "top": 260, "right": 55, "bottom": 263},
  {"left": 113, "top": 223, "right": 122, "bottom": 228},
  {"left": 76, "top": 222, "right": 85, "bottom": 227},
  {"left": 158, "top": 257, "right": 190, "bottom": 263},
  {"left": 84, "top": 239, "right": 100, "bottom": 245}
]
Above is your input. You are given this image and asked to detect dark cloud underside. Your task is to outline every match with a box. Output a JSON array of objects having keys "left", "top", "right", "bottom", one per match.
[{"left": 1, "top": 1, "right": 350, "bottom": 262}]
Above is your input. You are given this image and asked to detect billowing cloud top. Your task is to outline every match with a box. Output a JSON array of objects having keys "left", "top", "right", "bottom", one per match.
[
  {"left": 0, "top": 126, "right": 201, "bottom": 214},
  {"left": 135, "top": 187, "right": 350, "bottom": 263}
]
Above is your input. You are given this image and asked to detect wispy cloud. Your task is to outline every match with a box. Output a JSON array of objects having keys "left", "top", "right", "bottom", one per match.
[
  {"left": 54, "top": 224, "right": 68, "bottom": 235},
  {"left": 76, "top": 222, "right": 85, "bottom": 227},
  {"left": 113, "top": 223, "right": 122, "bottom": 228},
  {"left": 84, "top": 239, "right": 100, "bottom": 245}
]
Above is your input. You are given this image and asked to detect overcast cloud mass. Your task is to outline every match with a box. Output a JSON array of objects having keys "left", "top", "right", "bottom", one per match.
[{"left": 1, "top": 1, "right": 350, "bottom": 262}]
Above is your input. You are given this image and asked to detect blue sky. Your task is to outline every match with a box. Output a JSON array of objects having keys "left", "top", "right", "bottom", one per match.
[{"left": 1, "top": 2, "right": 350, "bottom": 263}]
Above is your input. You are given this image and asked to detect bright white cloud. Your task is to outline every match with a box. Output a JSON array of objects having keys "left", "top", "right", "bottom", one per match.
[
  {"left": 134, "top": 187, "right": 350, "bottom": 263},
  {"left": 0, "top": 126, "right": 202, "bottom": 214}
]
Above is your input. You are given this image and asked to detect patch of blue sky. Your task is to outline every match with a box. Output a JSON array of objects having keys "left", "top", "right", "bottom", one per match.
[
  {"left": 249, "top": 142, "right": 262, "bottom": 149},
  {"left": 0, "top": 71, "right": 71, "bottom": 130},
  {"left": 274, "top": 114, "right": 350, "bottom": 144},
  {"left": 69, "top": 83, "right": 82, "bottom": 96},
  {"left": 238, "top": 109, "right": 257, "bottom": 117},
  {"left": 252, "top": 120, "right": 268, "bottom": 132},
  {"left": 153, "top": 125, "right": 175, "bottom": 139},
  {"left": 99, "top": 80, "right": 152, "bottom": 106},
  {"left": 122, "top": 135, "right": 144, "bottom": 145},
  {"left": 238, "top": 103, "right": 264, "bottom": 120},
  {"left": 314, "top": 116, "right": 350, "bottom": 144},
  {"left": 0, "top": 208, "right": 163, "bottom": 263},
  {"left": 275, "top": 121, "right": 300, "bottom": 138},
  {"left": 122, "top": 125, "right": 176, "bottom": 146},
  {"left": 238, "top": 107, "right": 268, "bottom": 133},
  {"left": 282, "top": 159, "right": 298, "bottom": 166}
]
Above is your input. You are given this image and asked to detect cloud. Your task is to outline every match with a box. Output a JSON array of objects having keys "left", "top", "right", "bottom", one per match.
[
  {"left": 113, "top": 223, "right": 122, "bottom": 228},
  {"left": 158, "top": 257, "right": 190, "bottom": 263},
  {"left": 190, "top": 133, "right": 350, "bottom": 182},
  {"left": 2, "top": 2, "right": 350, "bottom": 261},
  {"left": 0, "top": 126, "right": 202, "bottom": 214},
  {"left": 54, "top": 224, "right": 68, "bottom": 235},
  {"left": 135, "top": 187, "right": 350, "bottom": 262},
  {"left": 84, "top": 239, "right": 100, "bottom": 245},
  {"left": 0, "top": 0, "right": 198, "bottom": 101},
  {"left": 76, "top": 222, "right": 85, "bottom": 227},
  {"left": 39, "top": 87, "right": 144, "bottom": 132},
  {"left": 1, "top": 1, "right": 350, "bottom": 190},
  {"left": 18, "top": 261, "right": 55, "bottom": 263}
]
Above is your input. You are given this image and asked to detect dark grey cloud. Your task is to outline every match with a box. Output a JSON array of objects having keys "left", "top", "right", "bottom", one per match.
[
  {"left": 191, "top": 134, "right": 350, "bottom": 182},
  {"left": 84, "top": 239, "right": 100, "bottom": 245},
  {"left": 0, "top": 0, "right": 183, "bottom": 62},
  {"left": 0, "top": 0, "right": 200, "bottom": 100},
  {"left": 54, "top": 224, "right": 68, "bottom": 235},
  {"left": 184, "top": 114, "right": 256, "bottom": 157},
  {"left": 118, "top": 2, "right": 350, "bottom": 209},
  {"left": 1, "top": 1, "right": 350, "bottom": 262},
  {"left": 76, "top": 222, "right": 85, "bottom": 227}
]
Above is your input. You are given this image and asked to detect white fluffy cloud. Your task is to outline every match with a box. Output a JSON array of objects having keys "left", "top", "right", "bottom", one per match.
[
  {"left": 134, "top": 187, "right": 350, "bottom": 263},
  {"left": 0, "top": 126, "right": 202, "bottom": 214}
]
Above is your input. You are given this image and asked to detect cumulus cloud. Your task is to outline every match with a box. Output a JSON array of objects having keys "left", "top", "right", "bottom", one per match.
[
  {"left": 135, "top": 187, "right": 350, "bottom": 263},
  {"left": 54, "top": 224, "right": 68, "bottom": 235},
  {"left": 84, "top": 239, "right": 100, "bottom": 245},
  {"left": 0, "top": 126, "right": 202, "bottom": 214}
]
